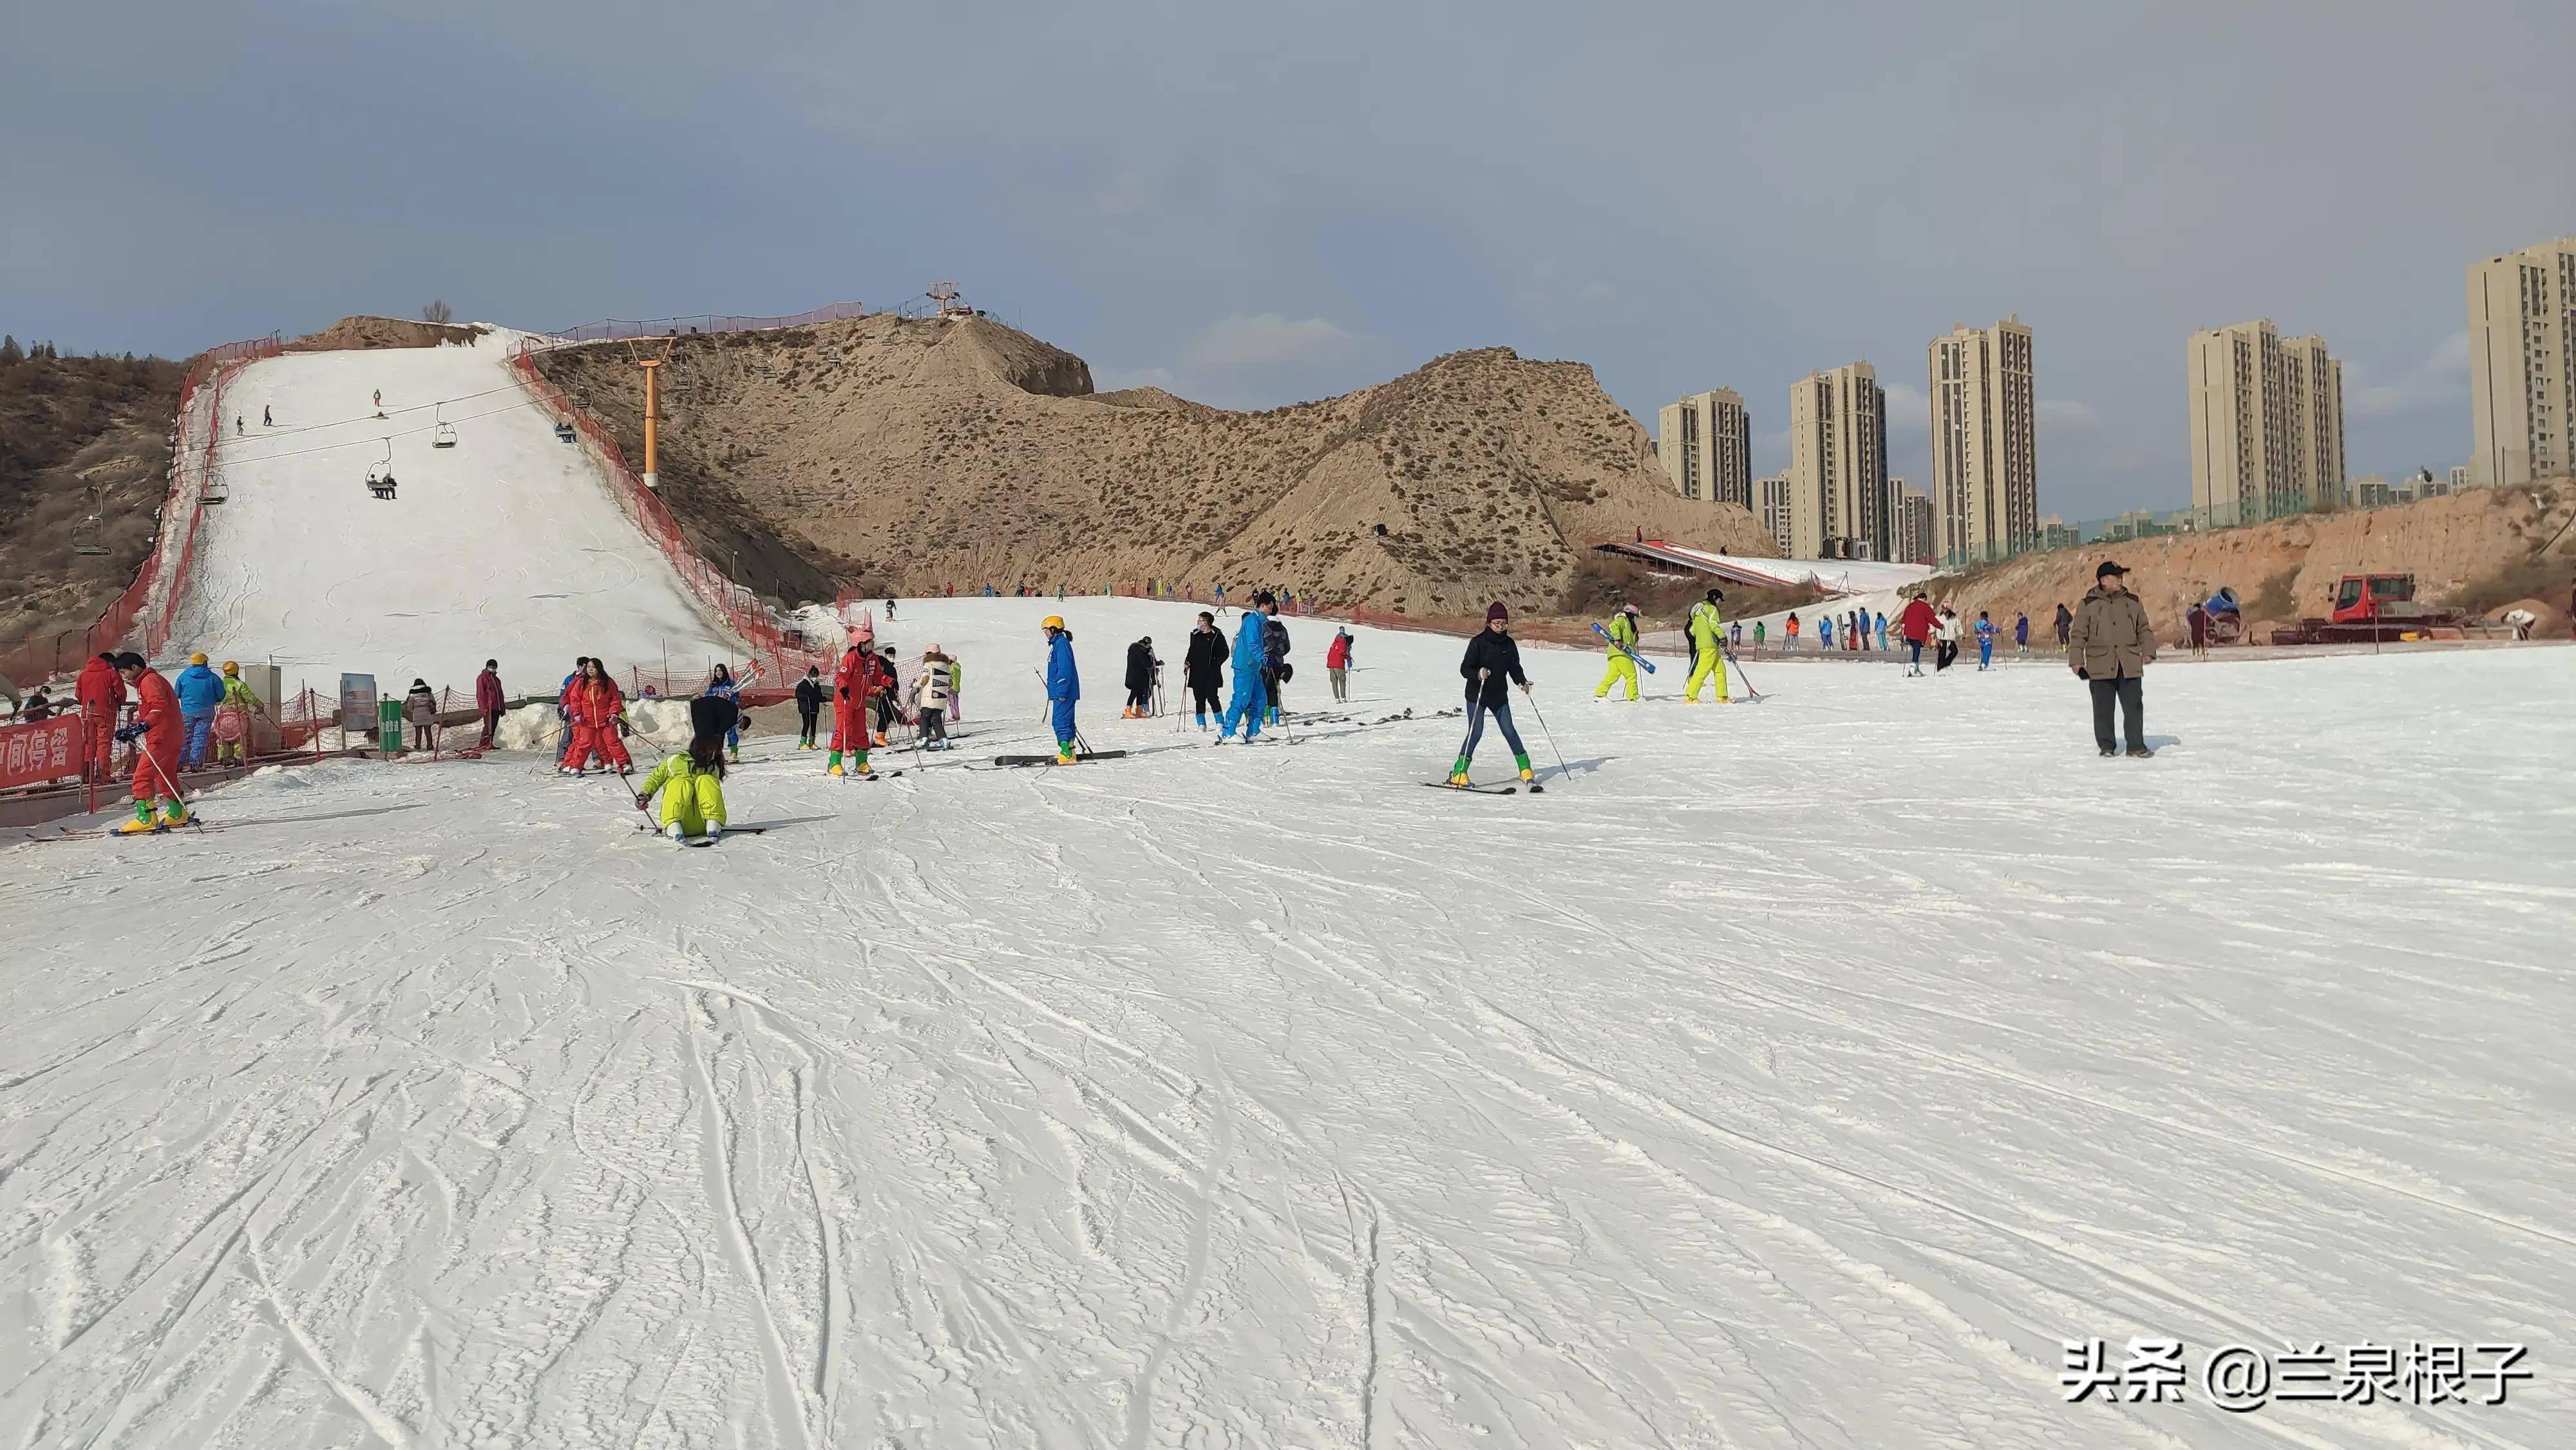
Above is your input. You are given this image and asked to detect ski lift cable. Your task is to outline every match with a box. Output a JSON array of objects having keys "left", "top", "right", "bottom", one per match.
[
  {"left": 212, "top": 397, "right": 549, "bottom": 467},
  {"left": 246, "top": 382, "right": 526, "bottom": 440}
]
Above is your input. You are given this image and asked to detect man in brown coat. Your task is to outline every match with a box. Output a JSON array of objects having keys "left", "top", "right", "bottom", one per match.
[{"left": 2068, "top": 560, "right": 2157, "bottom": 758}]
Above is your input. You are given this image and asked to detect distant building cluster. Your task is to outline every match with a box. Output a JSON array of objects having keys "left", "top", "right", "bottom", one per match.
[{"left": 1647, "top": 232, "right": 2573, "bottom": 567}]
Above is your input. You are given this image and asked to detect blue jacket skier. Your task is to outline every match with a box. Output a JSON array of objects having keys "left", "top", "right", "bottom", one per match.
[
  {"left": 702, "top": 664, "right": 744, "bottom": 761},
  {"left": 174, "top": 653, "right": 224, "bottom": 767},
  {"left": 1218, "top": 596, "right": 1272, "bottom": 741},
  {"left": 1043, "top": 616, "right": 1081, "bottom": 764}
]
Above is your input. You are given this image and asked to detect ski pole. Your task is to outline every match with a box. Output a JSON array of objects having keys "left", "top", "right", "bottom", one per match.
[
  {"left": 1725, "top": 650, "right": 1764, "bottom": 702},
  {"left": 1520, "top": 686, "right": 1570, "bottom": 787},
  {"left": 137, "top": 737, "right": 202, "bottom": 828}
]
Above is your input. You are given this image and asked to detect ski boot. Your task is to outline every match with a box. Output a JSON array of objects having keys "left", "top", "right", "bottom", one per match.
[
  {"left": 1515, "top": 755, "right": 1535, "bottom": 785},
  {"left": 115, "top": 800, "right": 164, "bottom": 834},
  {"left": 161, "top": 800, "right": 190, "bottom": 828},
  {"left": 666, "top": 821, "right": 687, "bottom": 841},
  {"left": 827, "top": 751, "right": 846, "bottom": 777}
]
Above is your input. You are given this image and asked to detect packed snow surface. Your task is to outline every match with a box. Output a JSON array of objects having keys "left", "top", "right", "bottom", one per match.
[
  {"left": 167, "top": 339, "right": 742, "bottom": 699},
  {"left": 4, "top": 597, "right": 2570, "bottom": 1449}
]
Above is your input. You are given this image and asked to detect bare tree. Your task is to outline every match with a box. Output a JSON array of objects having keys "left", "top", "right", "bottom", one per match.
[{"left": 421, "top": 300, "right": 454, "bottom": 325}]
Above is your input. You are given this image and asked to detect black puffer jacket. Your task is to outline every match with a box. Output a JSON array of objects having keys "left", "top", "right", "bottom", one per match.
[
  {"left": 1184, "top": 628, "right": 1226, "bottom": 690},
  {"left": 1457, "top": 628, "right": 1526, "bottom": 708}
]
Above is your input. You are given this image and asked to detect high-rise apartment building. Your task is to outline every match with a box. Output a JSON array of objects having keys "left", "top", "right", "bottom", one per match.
[
  {"left": 2468, "top": 236, "right": 2576, "bottom": 488},
  {"left": 1788, "top": 363, "right": 1888, "bottom": 559},
  {"left": 1656, "top": 389, "right": 1752, "bottom": 508},
  {"left": 1756, "top": 474, "right": 1793, "bottom": 554},
  {"left": 2450, "top": 464, "right": 2472, "bottom": 493},
  {"left": 2186, "top": 319, "right": 2345, "bottom": 523},
  {"left": 1926, "top": 317, "right": 2037, "bottom": 565},
  {"left": 1886, "top": 478, "right": 1933, "bottom": 565}
]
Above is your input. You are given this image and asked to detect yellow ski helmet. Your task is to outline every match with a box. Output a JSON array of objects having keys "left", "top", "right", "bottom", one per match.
[
  {"left": 1041, "top": 615, "right": 1065, "bottom": 631},
  {"left": 222, "top": 661, "right": 239, "bottom": 676},
  {"left": 189, "top": 652, "right": 209, "bottom": 665}
]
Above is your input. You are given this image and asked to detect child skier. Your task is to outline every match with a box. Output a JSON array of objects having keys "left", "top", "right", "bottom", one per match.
[
  {"left": 703, "top": 664, "right": 744, "bottom": 762},
  {"left": 639, "top": 736, "right": 729, "bottom": 843},
  {"left": 1975, "top": 611, "right": 1998, "bottom": 670},
  {"left": 1450, "top": 603, "right": 1534, "bottom": 786},
  {"left": 794, "top": 666, "right": 823, "bottom": 749},
  {"left": 1596, "top": 603, "right": 1642, "bottom": 701},
  {"left": 913, "top": 645, "right": 954, "bottom": 748}
]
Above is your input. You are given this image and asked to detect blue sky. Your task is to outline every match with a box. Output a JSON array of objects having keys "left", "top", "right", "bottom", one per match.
[{"left": 6, "top": 0, "right": 2570, "bottom": 520}]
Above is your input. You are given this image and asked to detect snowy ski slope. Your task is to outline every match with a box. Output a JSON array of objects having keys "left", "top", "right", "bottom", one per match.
[
  {"left": 167, "top": 338, "right": 741, "bottom": 698},
  {"left": 4, "top": 597, "right": 2571, "bottom": 1448}
]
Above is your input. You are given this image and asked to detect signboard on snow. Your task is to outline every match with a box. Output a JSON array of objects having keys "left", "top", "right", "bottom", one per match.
[
  {"left": 0, "top": 715, "right": 84, "bottom": 791},
  {"left": 340, "top": 674, "right": 377, "bottom": 735}
]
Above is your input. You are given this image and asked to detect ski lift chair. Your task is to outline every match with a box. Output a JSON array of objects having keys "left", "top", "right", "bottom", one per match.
[
  {"left": 431, "top": 404, "right": 457, "bottom": 449},
  {"left": 202, "top": 471, "right": 229, "bottom": 504},
  {"left": 365, "top": 438, "right": 397, "bottom": 499},
  {"left": 554, "top": 421, "right": 578, "bottom": 444}
]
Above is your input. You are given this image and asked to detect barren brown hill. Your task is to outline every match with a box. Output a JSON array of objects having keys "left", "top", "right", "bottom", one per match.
[
  {"left": 0, "top": 347, "right": 188, "bottom": 663},
  {"left": 531, "top": 314, "right": 1773, "bottom": 613},
  {"left": 1934, "top": 481, "right": 2576, "bottom": 641}
]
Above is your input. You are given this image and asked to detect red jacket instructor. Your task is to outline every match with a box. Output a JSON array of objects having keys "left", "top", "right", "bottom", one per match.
[
  {"left": 111, "top": 652, "right": 186, "bottom": 833},
  {"left": 829, "top": 624, "right": 890, "bottom": 777},
  {"left": 75, "top": 652, "right": 126, "bottom": 781}
]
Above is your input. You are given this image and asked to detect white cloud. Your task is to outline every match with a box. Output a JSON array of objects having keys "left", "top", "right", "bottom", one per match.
[
  {"left": 2037, "top": 398, "right": 2102, "bottom": 429},
  {"left": 2345, "top": 331, "right": 2471, "bottom": 420},
  {"left": 1882, "top": 381, "right": 1930, "bottom": 432},
  {"left": 1182, "top": 313, "right": 1356, "bottom": 371}
]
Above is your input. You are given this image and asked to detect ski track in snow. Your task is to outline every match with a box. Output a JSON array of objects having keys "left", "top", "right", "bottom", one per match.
[{"left": 3, "top": 596, "right": 2571, "bottom": 1449}]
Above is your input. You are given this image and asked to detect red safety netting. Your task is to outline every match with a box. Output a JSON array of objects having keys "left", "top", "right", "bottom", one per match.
[{"left": 504, "top": 337, "right": 825, "bottom": 688}]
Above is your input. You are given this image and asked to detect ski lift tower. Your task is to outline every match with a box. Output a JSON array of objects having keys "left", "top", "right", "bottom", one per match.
[
  {"left": 623, "top": 337, "right": 676, "bottom": 489},
  {"left": 929, "top": 281, "right": 971, "bottom": 321}
]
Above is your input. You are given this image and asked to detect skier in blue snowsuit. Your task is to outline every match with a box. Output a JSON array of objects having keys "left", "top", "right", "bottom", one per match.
[
  {"left": 173, "top": 653, "right": 224, "bottom": 767},
  {"left": 1217, "top": 596, "right": 1271, "bottom": 740},
  {"left": 1043, "top": 616, "right": 1081, "bottom": 764}
]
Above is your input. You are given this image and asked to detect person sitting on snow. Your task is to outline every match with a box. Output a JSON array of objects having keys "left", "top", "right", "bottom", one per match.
[{"left": 639, "top": 735, "right": 730, "bottom": 842}]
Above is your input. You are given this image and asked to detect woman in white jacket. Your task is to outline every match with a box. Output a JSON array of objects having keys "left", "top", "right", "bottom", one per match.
[{"left": 1934, "top": 607, "right": 1964, "bottom": 673}]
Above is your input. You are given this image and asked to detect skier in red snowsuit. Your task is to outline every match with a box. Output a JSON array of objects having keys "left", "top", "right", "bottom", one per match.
[
  {"left": 75, "top": 651, "right": 126, "bottom": 781},
  {"left": 828, "top": 630, "right": 889, "bottom": 777},
  {"left": 113, "top": 653, "right": 186, "bottom": 831},
  {"left": 557, "top": 661, "right": 632, "bottom": 774}
]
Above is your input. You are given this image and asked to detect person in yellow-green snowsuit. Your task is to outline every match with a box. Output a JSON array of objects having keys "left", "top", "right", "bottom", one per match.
[
  {"left": 1685, "top": 587, "right": 1730, "bottom": 703},
  {"left": 1595, "top": 603, "right": 1642, "bottom": 701},
  {"left": 639, "top": 737, "right": 730, "bottom": 842}
]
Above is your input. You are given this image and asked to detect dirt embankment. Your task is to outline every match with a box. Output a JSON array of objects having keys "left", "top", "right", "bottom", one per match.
[
  {"left": 0, "top": 350, "right": 189, "bottom": 651},
  {"left": 531, "top": 314, "right": 1776, "bottom": 613},
  {"left": 1933, "top": 482, "right": 2576, "bottom": 641},
  {"left": 287, "top": 316, "right": 489, "bottom": 352}
]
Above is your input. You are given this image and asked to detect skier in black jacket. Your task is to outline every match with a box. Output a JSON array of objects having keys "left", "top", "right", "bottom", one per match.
[
  {"left": 1450, "top": 601, "right": 1533, "bottom": 786},
  {"left": 793, "top": 666, "right": 824, "bottom": 750},
  {"left": 1260, "top": 601, "right": 1292, "bottom": 724},
  {"left": 1182, "top": 613, "right": 1226, "bottom": 728},
  {"left": 1122, "top": 637, "right": 1159, "bottom": 717}
]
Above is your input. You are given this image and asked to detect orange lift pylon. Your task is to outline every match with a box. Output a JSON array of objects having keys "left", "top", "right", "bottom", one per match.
[{"left": 623, "top": 337, "right": 676, "bottom": 488}]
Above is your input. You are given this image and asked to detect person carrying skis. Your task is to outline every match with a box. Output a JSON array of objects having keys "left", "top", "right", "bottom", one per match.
[
  {"left": 1042, "top": 615, "right": 1082, "bottom": 764},
  {"left": 174, "top": 653, "right": 223, "bottom": 768},
  {"left": 639, "top": 734, "right": 729, "bottom": 843},
  {"left": 1326, "top": 627, "right": 1354, "bottom": 702},
  {"left": 111, "top": 652, "right": 186, "bottom": 833},
  {"left": 75, "top": 651, "right": 126, "bottom": 782},
  {"left": 1685, "top": 588, "right": 1728, "bottom": 704},
  {"left": 703, "top": 664, "right": 745, "bottom": 762},
  {"left": 558, "top": 659, "right": 632, "bottom": 775},
  {"left": 1449, "top": 603, "right": 1534, "bottom": 786},
  {"left": 794, "top": 666, "right": 824, "bottom": 749},
  {"left": 475, "top": 659, "right": 506, "bottom": 749},
  {"left": 829, "top": 627, "right": 890, "bottom": 777},
  {"left": 1898, "top": 592, "right": 1937, "bottom": 675},
  {"left": 1123, "top": 637, "right": 1157, "bottom": 717},
  {"left": 1261, "top": 595, "right": 1292, "bottom": 723},
  {"left": 1217, "top": 599, "right": 1269, "bottom": 742},
  {"left": 1184, "top": 612, "right": 1226, "bottom": 727},
  {"left": 214, "top": 662, "right": 263, "bottom": 765},
  {"left": 1975, "top": 611, "right": 1998, "bottom": 670},
  {"left": 1596, "top": 603, "right": 1643, "bottom": 701}
]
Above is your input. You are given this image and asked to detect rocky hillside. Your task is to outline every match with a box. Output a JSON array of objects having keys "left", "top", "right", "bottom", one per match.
[
  {"left": 0, "top": 346, "right": 187, "bottom": 653},
  {"left": 1937, "top": 482, "right": 2576, "bottom": 641},
  {"left": 530, "top": 314, "right": 1773, "bottom": 613}
]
